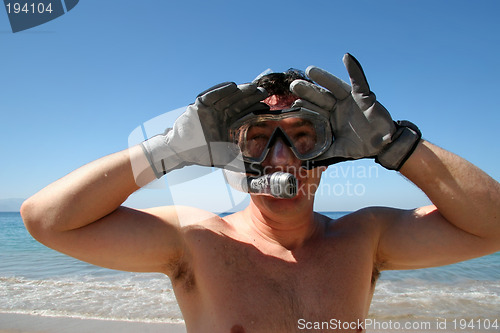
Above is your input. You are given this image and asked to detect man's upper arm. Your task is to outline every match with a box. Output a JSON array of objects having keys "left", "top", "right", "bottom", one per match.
[
  {"left": 30, "top": 205, "right": 187, "bottom": 275},
  {"left": 375, "top": 205, "right": 499, "bottom": 271}
]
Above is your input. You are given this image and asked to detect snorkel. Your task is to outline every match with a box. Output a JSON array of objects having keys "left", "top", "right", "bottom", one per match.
[{"left": 224, "top": 170, "right": 298, "bottom": 199}]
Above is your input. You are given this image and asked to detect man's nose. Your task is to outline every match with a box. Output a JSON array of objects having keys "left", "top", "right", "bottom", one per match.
[{"left": 267, "top": 138, "right": 296, "bottom": 166}]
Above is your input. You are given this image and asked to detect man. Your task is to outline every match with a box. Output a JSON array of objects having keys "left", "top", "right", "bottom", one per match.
[{"left": 21, "top": 54, "right": 500, "bottom": 332}]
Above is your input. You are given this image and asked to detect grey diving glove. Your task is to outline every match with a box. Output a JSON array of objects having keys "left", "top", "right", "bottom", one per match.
[
  {"left": 290, "top": 53, "right": 421, "bottom": 170},
  {"left": 141, "top": 82, "right": 268, "bottom": 178}
]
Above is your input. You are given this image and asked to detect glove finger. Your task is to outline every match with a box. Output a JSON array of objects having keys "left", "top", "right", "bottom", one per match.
[
  {"left": 243, "top": 101, "right": 270, "bottom": 113},
  {"left": 343, "top": 53, "right": 371, "bottom": 96},
  {"left": 223, "top": 86, "right": 269, "bottom": 113},
  {"left": 291, "top": 99, "right": 331, "bottom": 119},
  {"left": 290, "top": 79, "right": 336, "bottom": 110},
  {"left": 214, "top": 83, "right": 264, "bottom": 111},
  {"left": 233, "top": 101, "right": 269, "bottom": 121},
  {"left": 198, "top": 82, "right": 238, "bottom": 105},
  {"left": 305, "top": 66, "right": 351, "bottom": 100},
  {"left": 226, "top": 101, "right": 270, "bottom": 133}
]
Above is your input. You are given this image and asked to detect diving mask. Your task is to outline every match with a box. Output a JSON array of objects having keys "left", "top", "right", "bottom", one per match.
[{"left": 229, "top": 107, "right": 333, "bottom": 164}]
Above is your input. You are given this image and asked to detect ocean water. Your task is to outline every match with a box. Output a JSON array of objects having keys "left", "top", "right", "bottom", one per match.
[{"left": 1, "top": 212, "right": 499, "bottom": 326}]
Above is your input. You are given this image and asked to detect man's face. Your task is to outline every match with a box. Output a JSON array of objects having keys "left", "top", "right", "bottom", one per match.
[{"left": 249, "top": 95, "right": 325, "bottom": 212}]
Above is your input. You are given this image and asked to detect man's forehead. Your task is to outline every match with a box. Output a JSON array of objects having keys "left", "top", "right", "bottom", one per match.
[{"left": 263, "top": 94, "right": 299, "bottom": 110}]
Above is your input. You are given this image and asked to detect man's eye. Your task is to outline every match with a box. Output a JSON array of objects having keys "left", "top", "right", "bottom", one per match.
[{"left": 249, "top": 134, "right": 270, "bottom": 141}]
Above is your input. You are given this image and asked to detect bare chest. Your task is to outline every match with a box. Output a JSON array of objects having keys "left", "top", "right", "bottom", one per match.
[{"left": 173, "top": 229, "right": 376, "bottom": 332}]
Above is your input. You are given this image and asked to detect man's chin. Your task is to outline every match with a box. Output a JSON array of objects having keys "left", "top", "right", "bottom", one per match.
[{"left": 251, "top": 186, "right": 313, "bottom": 209}]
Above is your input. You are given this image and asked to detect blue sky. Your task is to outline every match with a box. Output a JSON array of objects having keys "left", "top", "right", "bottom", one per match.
[{"left": 1, "top": 0, "right": 499, "bottom": 212}]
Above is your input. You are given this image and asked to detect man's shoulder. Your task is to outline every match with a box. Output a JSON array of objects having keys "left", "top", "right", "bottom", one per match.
[
  {"left": 322, "top": 206, "right": 408, "bottom": 232},
  {"left": 143, "top": 205, "right": 225, "bottom": 229}
]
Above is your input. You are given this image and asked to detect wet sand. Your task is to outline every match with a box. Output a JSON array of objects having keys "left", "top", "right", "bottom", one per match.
[
  {"left": 0, "top": 313, "right": 186, "bottom": 333},
  {"left": 1, "top": 313, "right": 497, "bottom": 332}
]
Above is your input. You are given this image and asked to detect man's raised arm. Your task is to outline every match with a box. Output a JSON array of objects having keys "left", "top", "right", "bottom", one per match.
[
  {"left": 21, "top": 145, "right": 188, "bottom": 274},
  {"left": 375, "top": 140, "right": 500, "bottom": 270}
]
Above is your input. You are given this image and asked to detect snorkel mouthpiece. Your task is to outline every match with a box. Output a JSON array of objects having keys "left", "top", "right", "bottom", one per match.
[
  {"left": 224, "top": 171, "right": 298, "bottom": 199},
  {"left": 249, "top": 172, "right": 297, "bottom": 199}
]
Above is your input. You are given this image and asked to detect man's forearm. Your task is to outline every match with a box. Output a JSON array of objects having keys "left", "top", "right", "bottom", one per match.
[
  {"left": 400, "top": 140, "right": 500, "bottom": 240},
  {"left": 21, "top": 145, "right": 155, "bottom": 233}
]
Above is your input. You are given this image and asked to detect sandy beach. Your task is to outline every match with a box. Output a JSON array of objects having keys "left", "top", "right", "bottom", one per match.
[
  {"left": 0, "top": 313, "right": 186, "bottom": 333},
  {"left": 3, "top": 313, "right": 497, "bottom": 333}
]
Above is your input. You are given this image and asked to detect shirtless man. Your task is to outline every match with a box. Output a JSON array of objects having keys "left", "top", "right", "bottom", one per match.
[{"left": 21, "top": 54, "right": 500, "bottom": 332}]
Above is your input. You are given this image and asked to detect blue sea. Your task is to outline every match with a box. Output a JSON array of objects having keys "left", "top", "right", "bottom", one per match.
[{"left": 1, "top": 211, "right": 499, "bottom": 326}]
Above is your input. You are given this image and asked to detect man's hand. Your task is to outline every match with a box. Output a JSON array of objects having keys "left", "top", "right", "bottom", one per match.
[
  {"left": 291, "top": 53, "right": 420, "bottom": 170},
  {"left": 141, "top": 82, "right": 268, "bottom": 178}
]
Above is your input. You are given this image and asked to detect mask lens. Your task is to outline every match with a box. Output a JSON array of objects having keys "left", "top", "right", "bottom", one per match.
[
  {"left": 230, "top": 108, "right": 332, "bottom": 163},
  {"left": 280, "top": 118, "right": 318, "bottom": 156},
  {"left": 243, "top": 122, "right": 276, "bottom": 159}
]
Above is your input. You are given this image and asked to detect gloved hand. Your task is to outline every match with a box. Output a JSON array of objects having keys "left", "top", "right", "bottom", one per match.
[
  {"left": 141, "top": 82, "right": 268, "bottom": 178},
  {"left": 290, "top": 53, "right": 421, "bottom": 170}
]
